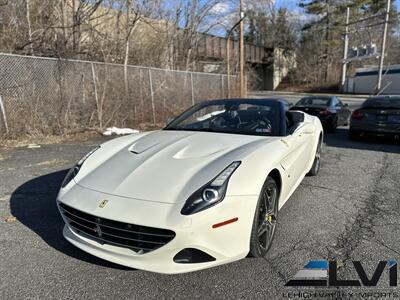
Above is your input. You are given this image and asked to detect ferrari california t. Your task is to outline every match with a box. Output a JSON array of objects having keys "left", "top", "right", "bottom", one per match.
[{"left": 57, "top": 98, "right": 323, "bottom": 274}]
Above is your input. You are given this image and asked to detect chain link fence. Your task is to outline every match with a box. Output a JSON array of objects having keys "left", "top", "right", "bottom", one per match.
[{"left": 0, "top": 53, "right": 239, "bottom": 139}]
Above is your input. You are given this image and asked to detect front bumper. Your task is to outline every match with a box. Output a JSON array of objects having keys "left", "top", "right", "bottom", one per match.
[{"left": 58, "top": 184, "right": 258, "bottom": 274}]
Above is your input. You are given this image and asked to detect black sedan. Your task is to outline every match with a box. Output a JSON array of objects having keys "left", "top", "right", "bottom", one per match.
[
  {"left": 290, "top": 96, "right": 351, "bottom": 132},
  {"left": 349, "top": 96, "right": 400, "bottom": 140}
]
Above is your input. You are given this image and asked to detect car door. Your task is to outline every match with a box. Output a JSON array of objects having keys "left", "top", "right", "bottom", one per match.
[{"left": 280, "top": 123, "right": 314, "bottom": 202}]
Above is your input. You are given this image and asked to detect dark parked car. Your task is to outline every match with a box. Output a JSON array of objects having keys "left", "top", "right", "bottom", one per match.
[
  {"left": 349, "top": 95, "right": 400, "bottom": 140},
  {"left": 290, "top": 96, "right": 351, "bottom": 132}
]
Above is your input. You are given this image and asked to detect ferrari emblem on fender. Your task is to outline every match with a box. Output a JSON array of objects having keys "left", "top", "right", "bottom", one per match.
[{"left": 99, "top": 200, "right": 108, "bottom": 208}]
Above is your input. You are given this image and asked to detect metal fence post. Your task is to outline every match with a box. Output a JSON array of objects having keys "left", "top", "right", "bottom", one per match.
[
  {"left": 221, "top": 74, "right": 224, "bottom": 98},
  {"left": 190, "top": 72, "right": 195, "bottom": 105},
  {"left": 227, "top": 73, "right": 231, "bottom": 98},
  {"left": 0, "top": 95, "right": 9, "bottom": 134},
  {"left": 91, "top": 62, "right": 102, "bottom": 129},
  {"left": 148, "top": 69, "right": 156, "bottom": 125},
  {"left": 163, "top": 69, "right": 168, "bottom": 119},
  {"left": 139, "top": 68, "right": 144, "bottom": 122}
]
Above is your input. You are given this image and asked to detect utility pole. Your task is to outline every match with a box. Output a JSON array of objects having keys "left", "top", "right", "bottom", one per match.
[
  {"left": 377, "top": 0, "right": 391, "bottom": 91},
  {"left": 225, "top": 17, "right": 245, "bottom": 98},
  {"left": 340, "top": 7, "right": 350, "bottom": 90},
  {"left": 239, "top": 0, "right": 245, "bottom": 98}
]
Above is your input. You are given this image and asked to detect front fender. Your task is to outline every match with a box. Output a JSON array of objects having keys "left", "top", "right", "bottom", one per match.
[{"left": 227, "top": 139, "right": 288, "bottom": 197}]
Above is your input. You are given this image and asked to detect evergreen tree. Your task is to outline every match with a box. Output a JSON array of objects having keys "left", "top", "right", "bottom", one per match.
[
  {"left": 298, "top": 0, "right": 399, "bottom": 85},
  {"left": 244, "top": 7, "right": 296, "bottom": 50}
]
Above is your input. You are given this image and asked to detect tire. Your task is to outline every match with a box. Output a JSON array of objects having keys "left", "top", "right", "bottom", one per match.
[
  {"left": 249, "top": 176, "right": 279, "bottom": 258},
  {"left": 349, "top": 129, "right": 360, "bottom": 140},
  {"left": 326, "top": 118, "right": 337, "bottom": 133},
  {"left": 307, "top": 137, "right": 322, "bottom": 176}
]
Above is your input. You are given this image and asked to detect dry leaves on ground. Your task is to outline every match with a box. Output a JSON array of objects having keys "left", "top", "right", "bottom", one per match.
[{"left": 4, "top": 216, "right": 16, "bottom": 223}]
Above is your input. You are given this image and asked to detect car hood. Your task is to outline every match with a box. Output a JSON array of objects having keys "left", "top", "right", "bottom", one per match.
[{"left": 76, "top": 130, "right": 276, "bottom": 204}]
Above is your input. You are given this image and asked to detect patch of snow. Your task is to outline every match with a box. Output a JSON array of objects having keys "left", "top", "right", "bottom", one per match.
[
  {"left": 103, "top": 127, "right": 139, "bottom": 136},
  {"left": 27, "top": 144, "right": 41, "bottom": 149}
]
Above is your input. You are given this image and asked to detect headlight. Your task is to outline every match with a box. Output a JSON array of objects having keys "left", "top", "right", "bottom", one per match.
[
  {"left": 181, "top": 161, "right": 241, "bottom": 215},
  {"left": 61, "top": 146, "right": 100, "bottom": 188}
]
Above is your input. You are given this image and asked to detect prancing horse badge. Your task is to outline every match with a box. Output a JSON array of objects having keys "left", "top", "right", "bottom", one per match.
[{"left": 99, "top": 200, "right": 108, "bottom": 208}]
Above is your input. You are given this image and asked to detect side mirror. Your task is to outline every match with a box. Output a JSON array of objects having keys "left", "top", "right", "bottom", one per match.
[
  {"left": 166, "top": 117, "right": 174, "bottom": 126},
  {"left": 344, "top": 103, "right": 349, "bottom": 107},
  {"left": 294, "top": 123, "right": 315, "bottom": 135}
]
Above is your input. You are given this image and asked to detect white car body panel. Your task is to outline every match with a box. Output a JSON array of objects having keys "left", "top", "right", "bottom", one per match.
[
  {"left": 61, "top": 184, "right": 258, "bottom": 274},
  {"left": 57, "top": 110, "right": 323, "bottom": 274},
  {"left": 75, "top": 131, "right": 276, "bottom": 204}
]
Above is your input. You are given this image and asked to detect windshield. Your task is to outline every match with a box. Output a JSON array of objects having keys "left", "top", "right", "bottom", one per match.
[
  {"left": 362, "top": 97, "right": 400, "bottom": 109},
  {"left": 165, "top": 100, "right": 281, "bottom": 136},
  {"left": 296, "top": 97, "right": 331, "bottom": 107}
]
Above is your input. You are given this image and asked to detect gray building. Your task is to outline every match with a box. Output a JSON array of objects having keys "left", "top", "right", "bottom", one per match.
[{"left": 345, "top": 65, "right": 400, "bottom": 94}]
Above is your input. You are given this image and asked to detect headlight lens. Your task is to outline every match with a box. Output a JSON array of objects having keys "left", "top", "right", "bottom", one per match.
[
  {"left": 181, "top": 161, "right": 241, "bottom": 215},
  {"left": 61, "top": 146, "right": 100, "bottom": 188}
]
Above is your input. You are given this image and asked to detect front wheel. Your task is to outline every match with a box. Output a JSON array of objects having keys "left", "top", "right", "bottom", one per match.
[{"left": 249, "top": 176, "right": 279, "bottom": 258}]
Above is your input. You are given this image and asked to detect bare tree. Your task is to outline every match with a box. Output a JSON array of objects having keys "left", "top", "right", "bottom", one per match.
[{"left": 70, "top": 0, "right": 104, "bottom": 57}]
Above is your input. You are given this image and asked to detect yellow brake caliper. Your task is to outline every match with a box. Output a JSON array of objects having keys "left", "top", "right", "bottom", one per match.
[{"left": 266, "top": 215, "right": 273, "bottom": 223}]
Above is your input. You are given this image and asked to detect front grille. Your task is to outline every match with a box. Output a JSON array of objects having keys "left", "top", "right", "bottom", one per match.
[{"left": 59, "top": 202, "right": 175, "bottom": 254}]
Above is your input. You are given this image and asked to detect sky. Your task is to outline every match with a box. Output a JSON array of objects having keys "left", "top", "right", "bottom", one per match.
[
  {"left": 208, "top": 0, "right": 400, "bottom": 35},
  {"left": 274, "top": 0, "right": 400, "bottom": 10},
  {"left": 211, "top": 0, "right": 400, "bottom": 19}
]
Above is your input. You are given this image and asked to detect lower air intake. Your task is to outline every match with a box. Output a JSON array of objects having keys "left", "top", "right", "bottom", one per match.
[
  {"left": 173, "top": 248, "right": 216, "bottom": 264},
  {"left": 59, "top": 202, "right": 175, "bottom": 254}
]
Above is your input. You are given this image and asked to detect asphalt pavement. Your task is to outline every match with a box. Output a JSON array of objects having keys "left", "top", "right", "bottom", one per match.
[{"left": 0, "top": 95, "right": 399, "bottom": 299}]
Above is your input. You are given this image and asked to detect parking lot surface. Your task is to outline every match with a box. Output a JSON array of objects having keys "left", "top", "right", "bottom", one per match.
[{"left": 0, "top": 97, "right": 399, "bottom": 299}]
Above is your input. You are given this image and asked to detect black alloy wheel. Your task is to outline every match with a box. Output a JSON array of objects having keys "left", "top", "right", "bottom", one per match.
[{"left": 249, "top": 176, "right": 279, "bottom": 257}]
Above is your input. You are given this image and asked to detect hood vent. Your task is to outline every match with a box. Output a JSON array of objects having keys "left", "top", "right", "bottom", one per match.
[{"left": 128, "top": 141, "right": 160, "bottom": 154}]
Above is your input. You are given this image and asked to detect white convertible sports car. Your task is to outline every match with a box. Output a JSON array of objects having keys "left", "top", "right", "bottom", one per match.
[{"left": 57, "top": 98, "right": 323, "bottom": 274}]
